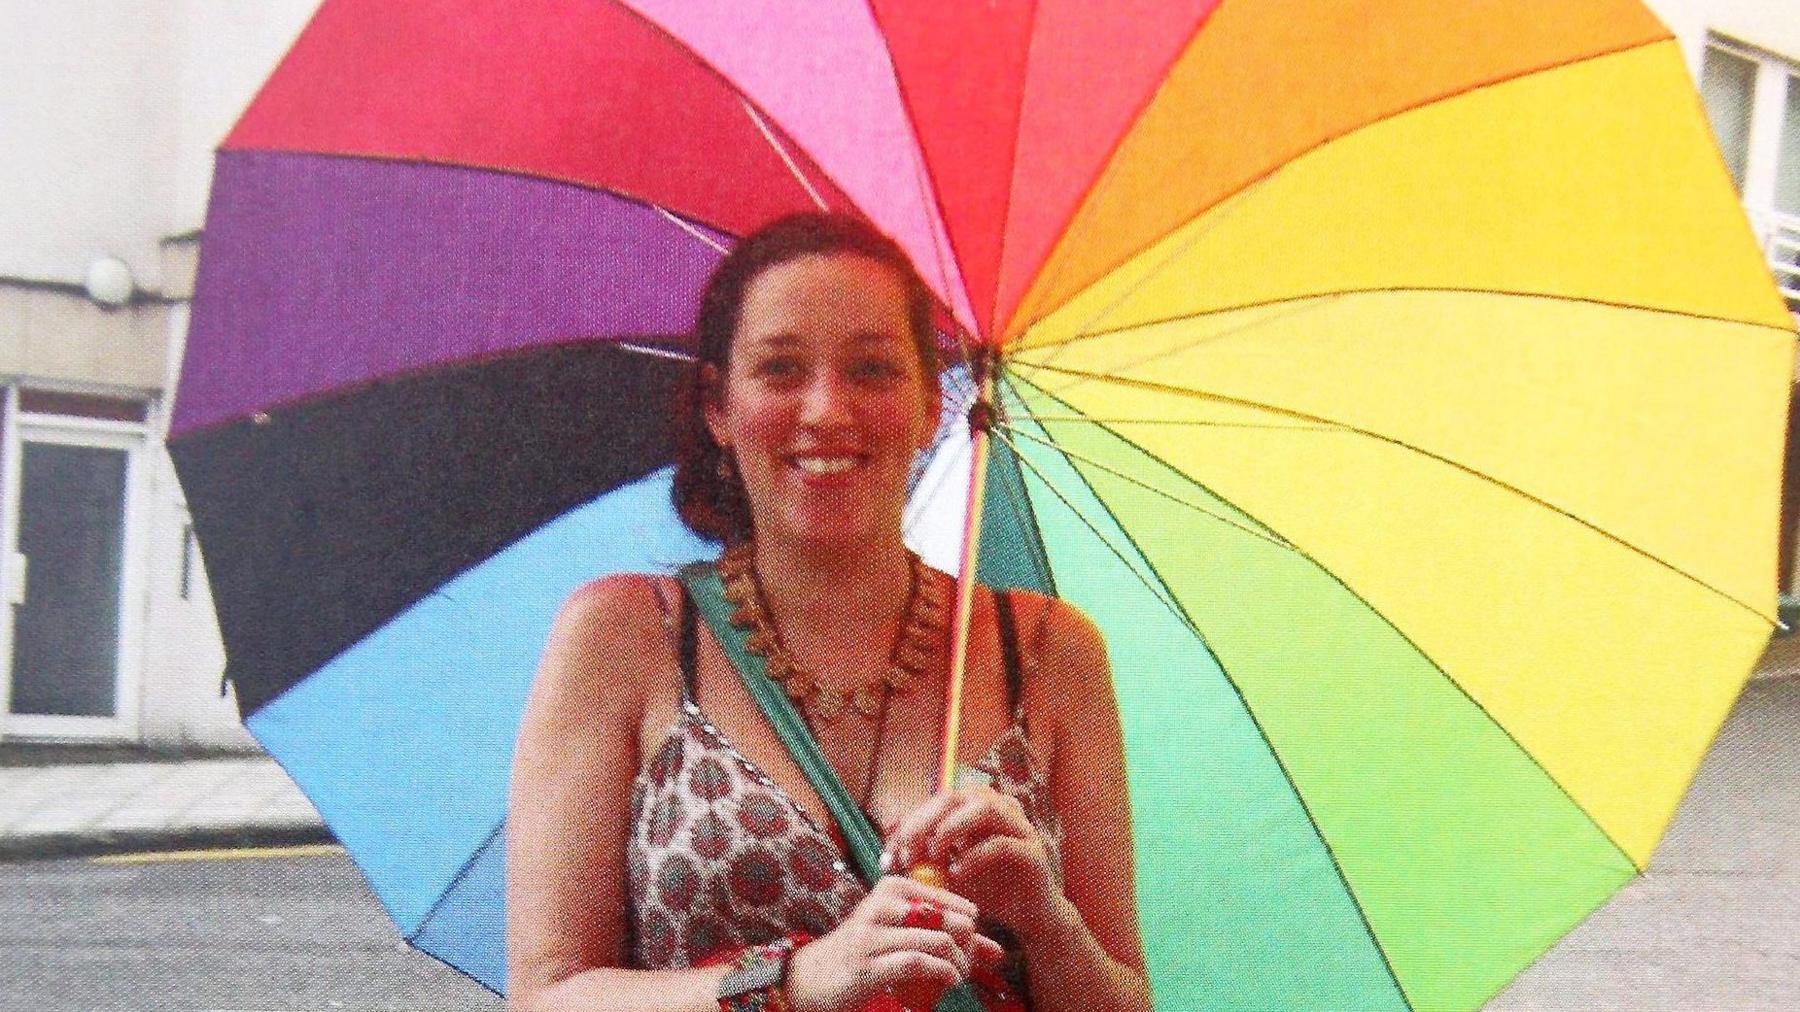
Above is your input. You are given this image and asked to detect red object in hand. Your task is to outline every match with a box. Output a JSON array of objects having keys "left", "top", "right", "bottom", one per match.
[
  {"left": 901, "top": 897, "right": 946, "bottom": 931},
  {"left": 888, "top": 980, "right": 949, "bottom": 1011}
]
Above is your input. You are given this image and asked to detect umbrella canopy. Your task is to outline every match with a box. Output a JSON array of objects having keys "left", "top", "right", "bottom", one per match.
[{"left": 173, "top": 1, "right": 1796, "bottom": 1009}]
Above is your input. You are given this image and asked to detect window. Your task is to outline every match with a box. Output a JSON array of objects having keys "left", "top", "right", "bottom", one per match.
[
  {"left": 1701, "top": 45, "right": 1756, "bottom": 192},
  {"left": 1700, "top": 38, "right": 1800, "bottom": 314}
]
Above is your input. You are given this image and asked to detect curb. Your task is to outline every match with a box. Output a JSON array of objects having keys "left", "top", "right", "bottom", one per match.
[{"left": 0, "top": 823, "right": 335, "bottom": 863}]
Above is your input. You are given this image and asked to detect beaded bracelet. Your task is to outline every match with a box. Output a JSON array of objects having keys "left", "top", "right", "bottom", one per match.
[{"left": 716, "top": 934, "right": 809, "bottom": 1012}]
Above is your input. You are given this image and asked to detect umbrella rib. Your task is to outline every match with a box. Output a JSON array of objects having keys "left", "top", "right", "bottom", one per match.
[
  {"left": 905, "top": 369, "right": 986, "bottom": 542},
  {"left": 903, "top": 426, "right": 971, "bottom": 542},
  {"left": 1019, "top": 413, "right": 1338, "bottom": 432},
  {"left": 616, "top": 341, "right": 697, "bottom": 362},
  {"left": 991, "top": 407, "right": 1417, "bottom": 1010},
  {"left": 994, "top": 9, "right": 1225, "bottom": 342},
  {"left": 856, "top": 0, "right": 982, "bottom": 371},
  {"left": 986, "top": 423, "right": 1060, "bottom": 594},
  {"left": 984, "top": 426, "right": 1185, "bottom": 623},
  {"left": 997, "top": 421, "right": 1299, "bottom": 554},
  {"left": 988, "top": 0, "right": 1043, "bottom": 340},
  {"left": 654, "top": 205, "right": 730, "bottom": 255},
  {"left": 1017, "top": 285, "right": 1798, "bottom": 358},
  {"left": 1024, "top": 176, "right": 1275, "bottom": 373},
  {"left": 1010, "top": 358, "right": 1780, "bottom": 626},
  {"left": 905, "top": 141, "right": 978, "bottom": 376},
  {"left": 740, "top": 99, "right": 829, "bottom": 212},
  {"left": 1003, "top": 372, "right": 1651, "bottom": 877},
  {"left": 1029, "top": 292, "right": 1346, "bottom": 391}
]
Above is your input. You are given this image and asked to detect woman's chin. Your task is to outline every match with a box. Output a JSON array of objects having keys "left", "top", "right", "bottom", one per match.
[{"left": 763, "top": 512, "right": 897, "bottom": 557}]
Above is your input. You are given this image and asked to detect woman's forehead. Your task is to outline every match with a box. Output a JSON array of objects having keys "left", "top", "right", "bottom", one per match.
[
  {"left": 738, "top": 329, "right": 908, "bottom": 354},
  {"left": 738, "top": 253, "right": 910, "bottom": 331}
]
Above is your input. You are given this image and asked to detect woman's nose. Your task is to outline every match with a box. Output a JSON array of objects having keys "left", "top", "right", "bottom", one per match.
[{"left": 799, "top": 371, "right": 855, "bottom": 426}]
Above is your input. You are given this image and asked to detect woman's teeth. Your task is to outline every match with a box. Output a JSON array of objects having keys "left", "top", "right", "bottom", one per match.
[{"left": 792, "top": 455, "right": 860, "bottom": 475}]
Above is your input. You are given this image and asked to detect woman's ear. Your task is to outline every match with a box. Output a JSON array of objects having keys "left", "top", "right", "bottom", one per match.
[{"left": 700, "top": 363, "right": 729, "bottom": 448}]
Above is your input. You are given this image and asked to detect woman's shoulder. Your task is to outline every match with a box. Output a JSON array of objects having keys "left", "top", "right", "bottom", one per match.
[
  {"left": 555, "top": 571, "right": 681, "bottom": 635},
  {"left": 535, "top": 572, "right": 680, "bottom": 705},
  {"left": 990, "top": 587, "right": 1105, "bottom": 656}
]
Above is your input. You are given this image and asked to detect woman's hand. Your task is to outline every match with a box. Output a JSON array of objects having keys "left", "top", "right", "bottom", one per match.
[
  {"left": 785, "top": 874, "right": 1004, "bottom": 1012},
  {"left": 882, "top": 787, "right": 1063, "bottom": 941}
]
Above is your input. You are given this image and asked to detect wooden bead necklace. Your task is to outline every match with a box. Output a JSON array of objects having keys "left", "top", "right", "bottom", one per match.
[{"left": 718, "top": 542, "right": 947, "bottom": 722}]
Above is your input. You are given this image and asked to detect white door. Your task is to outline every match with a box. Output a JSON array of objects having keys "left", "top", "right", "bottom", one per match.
[{"left": 0, "top": 412, "right": 146, "bottom": 741}]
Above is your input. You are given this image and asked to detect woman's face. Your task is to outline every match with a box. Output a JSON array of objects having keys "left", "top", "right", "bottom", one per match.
[{"left": 705, "top": 251, "right": 940, "bottom": 553}]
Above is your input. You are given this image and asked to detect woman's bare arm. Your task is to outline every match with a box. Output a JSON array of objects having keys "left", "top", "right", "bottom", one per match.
[
  {"left": 506, "top": 575, "right": 731, "bottom": 1011},
  {"left": 1013, "top": 597, "right": 1151, "bottom": 1012}
]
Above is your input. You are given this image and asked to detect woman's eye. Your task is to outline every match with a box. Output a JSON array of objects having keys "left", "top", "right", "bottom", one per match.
[
  {"left": 851, "top": 358, "right": 904, "bottom": 382},
  {"left": 756, "top": 357, "right": 804, "bottom": 381}
]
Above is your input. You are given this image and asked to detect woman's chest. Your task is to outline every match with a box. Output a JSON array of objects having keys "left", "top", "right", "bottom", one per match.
[
  {"left": 636, "top": 632, "right": 1041, "bottom": 834},
  {"left": 625, "top": 707, "right": 1060, "bottom": 969}
]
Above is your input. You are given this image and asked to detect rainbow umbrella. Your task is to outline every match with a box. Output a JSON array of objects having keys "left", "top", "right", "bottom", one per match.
[{"left": 173, "top": 1, "right": 1796, "bottom": 1009}]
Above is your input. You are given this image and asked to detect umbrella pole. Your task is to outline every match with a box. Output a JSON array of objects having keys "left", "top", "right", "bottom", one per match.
[
  {"left": 904, "top": 352, "right": 997, "bottom": 927},
  {"left": 936, "top": 353, "right": 1000, "bottom": 795}
]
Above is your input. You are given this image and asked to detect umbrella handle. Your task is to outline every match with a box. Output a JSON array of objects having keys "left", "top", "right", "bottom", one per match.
[
  {"left": 886, "top": 863, "right": 953, "bottom": 1011},
  {"left": 882, "top": 857, "right": 964, "bottom": 1008}
]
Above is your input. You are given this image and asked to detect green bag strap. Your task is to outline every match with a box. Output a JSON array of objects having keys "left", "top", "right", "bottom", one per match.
[
  {"left": 678, "top": 562, "right": 986, "bottom": 1012},
  {"left": 678, "top": 562, "right": 887, "bottom": 883}
]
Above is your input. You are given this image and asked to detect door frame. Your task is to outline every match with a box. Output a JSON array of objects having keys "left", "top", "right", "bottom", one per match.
[{"left": 0, "top": 388, "right": 151, "bottom": 742}]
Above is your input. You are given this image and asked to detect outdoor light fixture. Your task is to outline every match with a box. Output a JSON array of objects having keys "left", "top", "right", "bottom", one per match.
[{"left": 83, "top": 256, "right": 134, "bottom": 308}]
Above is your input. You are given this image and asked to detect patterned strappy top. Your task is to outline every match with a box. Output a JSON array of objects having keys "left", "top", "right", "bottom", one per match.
[{"left": 624, "top": 585, "right": 1063, "bottom": 987}]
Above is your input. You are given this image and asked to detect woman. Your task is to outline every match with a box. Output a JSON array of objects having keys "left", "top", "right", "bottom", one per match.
[{"left": 507, "top": 213, "right": 1148, "bottom": 1012}]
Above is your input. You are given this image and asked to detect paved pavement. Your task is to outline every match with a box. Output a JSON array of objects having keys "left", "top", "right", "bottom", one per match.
[{"left": 0, "top": 751, "right": 325, "bottom": 861}]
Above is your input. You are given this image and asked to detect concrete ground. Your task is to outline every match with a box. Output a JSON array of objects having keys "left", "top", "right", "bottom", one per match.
[{"left": 0, "top": 751, "right": 326, "bottom": 861}]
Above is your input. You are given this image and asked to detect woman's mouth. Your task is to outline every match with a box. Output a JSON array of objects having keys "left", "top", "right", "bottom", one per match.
[{"left": 786, "top": 453, "right": 866, "bottom": 477}]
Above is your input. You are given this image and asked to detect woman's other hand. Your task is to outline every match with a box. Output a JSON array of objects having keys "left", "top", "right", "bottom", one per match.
[
  {"left": 786, "top": 874, "right": 1003, "bottom": 1012},
  {"left": 881, "top": 786, "right": 1064, "bottom": 940}
]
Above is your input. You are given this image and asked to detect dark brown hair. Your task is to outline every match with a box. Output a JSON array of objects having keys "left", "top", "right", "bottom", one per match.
[{"left": 672, "top": 212, "right": 940, "bottom": 544}]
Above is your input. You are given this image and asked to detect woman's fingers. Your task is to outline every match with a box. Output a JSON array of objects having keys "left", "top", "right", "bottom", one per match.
[
  {"left": 868, "top": 926, "right": 971, "bottom": 975},
  {"left": 869, "top": 948, "right": 964, "bottom": 993},
  {"left": 885, "top": 787, "right": 1036, "bottom": 872},
  {"left": 926, "top": 795, "right": 1030, "bottom": 865},
  {"left": 930, "top": 908, "right": 1005, "bottom": 968},
  {"left": 867, "top": 869, "right": 979, "bottom": 922},
  {"left": 881, "top": 791, "right": 966, "bottom": 871},
  {"left": 969, "top": 931, "right": 1006, "bottom": 967}
]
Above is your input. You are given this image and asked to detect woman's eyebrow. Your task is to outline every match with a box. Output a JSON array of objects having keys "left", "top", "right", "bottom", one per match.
[
  {"left": 743, "top": 332, "right": 804, "bottom": 350},
  {"left": 849, "top": 330, "right": 906, "bottom": 345}
]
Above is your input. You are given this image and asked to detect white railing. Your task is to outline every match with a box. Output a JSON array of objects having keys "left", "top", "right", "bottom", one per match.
[{"left": 1757, "top": 209, "right": 1800, "bottom": 317}]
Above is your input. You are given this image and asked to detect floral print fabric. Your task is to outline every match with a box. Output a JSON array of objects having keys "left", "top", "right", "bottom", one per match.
[{"left": 625, "top": 702, "right": 1062, "bottom": 973}]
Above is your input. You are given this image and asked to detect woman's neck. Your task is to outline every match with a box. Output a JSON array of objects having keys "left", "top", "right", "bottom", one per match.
[{"left": 747, "top": 532, "right": 915, "bottom": 644}]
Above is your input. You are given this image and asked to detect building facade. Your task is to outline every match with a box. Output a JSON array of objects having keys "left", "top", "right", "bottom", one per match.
[
  {"left": 1, "top": 1, "right": 318, "bottom": 749},
  {"left": 1, "top": 0, "right": 1797, "bottom": 749}
]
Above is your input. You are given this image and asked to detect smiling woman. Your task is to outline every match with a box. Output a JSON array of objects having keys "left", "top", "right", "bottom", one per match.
[{"left": 504, "top": 214, "right": 1147, "bottom": 1012}]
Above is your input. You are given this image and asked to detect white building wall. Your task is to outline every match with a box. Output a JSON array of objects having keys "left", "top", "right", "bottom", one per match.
[
  {"left": 0, "top": 3, "right": 182, "bottom": 291},
  {"left": 170, "top": 0, "right": 323, "bottom": 230},
  {"left": 1, "top": 0, "right": 316, "bottom": 750},
  {"left": 1, "top": 0, "right": 319, "bottom": 289}
]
